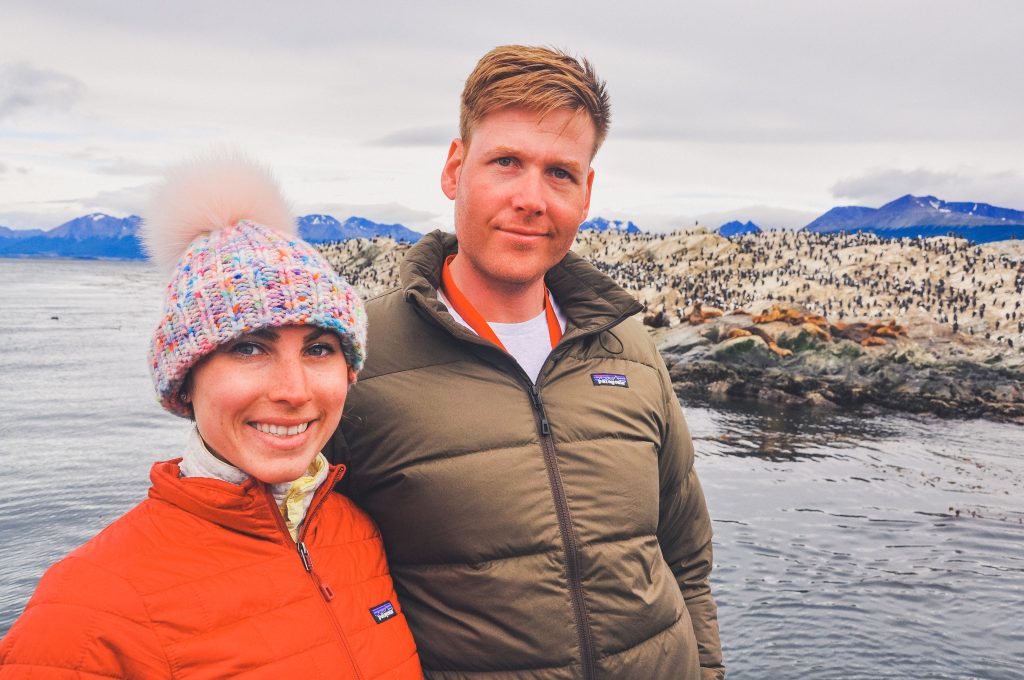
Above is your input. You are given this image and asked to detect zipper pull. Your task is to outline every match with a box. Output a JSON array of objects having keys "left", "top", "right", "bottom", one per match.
[
  {"left": 529, "top": 385, "right": 552, "bottom": 435},
  {"left": 297, "top": 540, "right": 313, "bottom": 572},
  {"left": 298, "top": 541, "right": 335, "bottom": 601},
  {"left": 529, "top": 384, "right": 542, "bottom": 409}
]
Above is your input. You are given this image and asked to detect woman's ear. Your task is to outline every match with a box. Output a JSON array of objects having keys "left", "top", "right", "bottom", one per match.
[{"left": 348, "top": 368, "right": 358, "bottom": 385}]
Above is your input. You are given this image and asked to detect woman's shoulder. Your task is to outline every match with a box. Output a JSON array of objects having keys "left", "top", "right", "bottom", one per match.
[
  {"left": 0, "top": 526, "right": 172, "bottom": 677},
  {"left": 65, "top": 494, "right": 190, "bottom": 570}
]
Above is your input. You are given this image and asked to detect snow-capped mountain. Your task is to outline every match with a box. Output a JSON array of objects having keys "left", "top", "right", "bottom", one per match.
[
  {"left": 46, "top": 213, "right": 142, "bottom": 240},
  {"left": 804, "top": 195, "right": 1024, "bottom": 242},
  {"left": 579, "top": 217, "right": 641, "bottom": 233},
  {"left": 297, "top": 215, "right": 421, "bottom": 243},
  {"left": 719, "top": 220, "right": 762, "bottom": 237},
  {"left": 0, "top": 212, "right": 424, "bottom": 259},
  {"left": 0, "top": 213, "right": 145, "bottom": 259}
]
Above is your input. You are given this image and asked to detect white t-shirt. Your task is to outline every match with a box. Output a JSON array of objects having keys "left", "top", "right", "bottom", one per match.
[{"left": 437, "top": 289, "right": 567, "bottom": 384}]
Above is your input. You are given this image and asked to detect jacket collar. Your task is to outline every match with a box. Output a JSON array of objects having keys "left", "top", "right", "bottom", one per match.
[
  {"left": 401, "top": 230, "right": 643, "bottom": 340},
  {"left": 147, "top": 459, "right": 345, "bottom": 545}
]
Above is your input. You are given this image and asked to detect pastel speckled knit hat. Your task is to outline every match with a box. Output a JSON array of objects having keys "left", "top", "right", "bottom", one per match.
[{"left": 142, "top": 153, "right": 366, "bottom": 418}]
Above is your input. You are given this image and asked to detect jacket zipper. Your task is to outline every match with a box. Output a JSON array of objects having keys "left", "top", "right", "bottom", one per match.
[
  {"left": 420, "top": 292, "right": 640, "bottom": 680},
  {"left": 529, "top": 383, "right": 596, "bottom": 680},
  {"left": 523, "top": 315, "right": 635, "bottom": 680},
  {"left": 263, "top": 481, "right": 364, "bottom": 680}
]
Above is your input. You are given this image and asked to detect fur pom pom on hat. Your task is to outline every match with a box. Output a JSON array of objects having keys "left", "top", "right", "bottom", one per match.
[
  {"left": 142, "top": 152, "right": 296, "bottom": 275},
  {"left": 144, "top": 152, "right": 367, "bottom": 418}
]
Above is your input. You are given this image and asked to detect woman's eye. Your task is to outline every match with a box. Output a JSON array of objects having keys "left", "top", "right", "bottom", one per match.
[
  {"left": 306, "top": 343, "right": 335, "bottom": 357},
  {"left": 230, "top": 341, "right": 263, "bottom": 356}
]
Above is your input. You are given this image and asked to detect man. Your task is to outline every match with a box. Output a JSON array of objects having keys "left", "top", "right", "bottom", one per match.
[{"left": 329, "top": 45, "right": 723, "bottom": 679}]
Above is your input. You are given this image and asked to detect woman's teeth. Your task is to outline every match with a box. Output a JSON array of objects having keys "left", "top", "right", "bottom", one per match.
[{"left": 253, "top": 422, "right": 309, "bottom": 436}]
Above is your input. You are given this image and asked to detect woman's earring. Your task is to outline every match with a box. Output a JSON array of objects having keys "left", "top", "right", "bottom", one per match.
[{"left": 179, "top": 390, "right": 191, "bottom": 404}]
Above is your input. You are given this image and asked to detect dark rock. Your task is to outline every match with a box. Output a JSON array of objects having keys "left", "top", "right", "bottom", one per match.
[{"left": 658, "top": 317, "right": 1024, "bottom": 423}]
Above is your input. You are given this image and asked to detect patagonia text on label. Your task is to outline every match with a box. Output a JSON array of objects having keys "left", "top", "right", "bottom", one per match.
[
  {"left": 591, "top": 373, "right": 629, "bottom": 388},
  {"left": 369, "top": 601, "right": 396, "bottom": 624}
]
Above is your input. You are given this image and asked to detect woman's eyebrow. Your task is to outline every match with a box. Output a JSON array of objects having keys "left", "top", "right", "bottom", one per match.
[{"left": 303, "top": 328, "right": 327, "bottom": 342}]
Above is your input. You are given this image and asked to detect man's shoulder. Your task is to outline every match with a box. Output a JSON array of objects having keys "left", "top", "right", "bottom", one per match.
[
  {"left": 363, "top": 285, "right": 424, "bottom": 336},
  {"left": 364, "top": 285, "right": 405, "bottom": 312},
  {"left": 575, "top": 314, "right": 663, "bottom": 369},
  {"left": 359, "top": 285, "right": 464, "bottom": 382}
]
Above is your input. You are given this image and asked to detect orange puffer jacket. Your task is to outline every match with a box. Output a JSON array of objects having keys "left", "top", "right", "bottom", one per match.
[{"left": 0, "top": 460, "right": 422, "bottom": 679}]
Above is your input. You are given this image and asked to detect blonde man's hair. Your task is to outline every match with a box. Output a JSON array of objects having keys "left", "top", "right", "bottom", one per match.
[{"left": 460, "top": 45, "right": 610, "bottom": 155}]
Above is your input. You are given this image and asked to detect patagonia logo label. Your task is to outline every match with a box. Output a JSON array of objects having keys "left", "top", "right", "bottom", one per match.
[
  {"left": 370, "top": 601, "right": 396, "bottom": 624},
  {"left": 591, "top": 373, "right": 628, "bottom": 388}
]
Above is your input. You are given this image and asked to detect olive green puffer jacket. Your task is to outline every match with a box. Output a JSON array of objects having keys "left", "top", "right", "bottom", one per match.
[{"left": 329, "top": 231, "right": 723, "bottom": 679}]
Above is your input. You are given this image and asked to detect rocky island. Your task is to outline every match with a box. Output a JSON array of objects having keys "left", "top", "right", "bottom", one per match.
[{"left": 318, "top": 229, "right": 1024, "bottom": 423}]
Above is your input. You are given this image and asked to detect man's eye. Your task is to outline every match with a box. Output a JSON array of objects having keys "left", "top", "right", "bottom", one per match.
[
  {"left": 496, "top": 157, "right": 514, "bottom": 167},
  {"left": 551, "top": 168, "right": 572, "bottom": 180}
]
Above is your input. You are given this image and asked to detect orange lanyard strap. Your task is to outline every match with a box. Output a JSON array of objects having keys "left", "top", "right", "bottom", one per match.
[{"left": 441, "top": 254, "right": 563, "bottom": 352}]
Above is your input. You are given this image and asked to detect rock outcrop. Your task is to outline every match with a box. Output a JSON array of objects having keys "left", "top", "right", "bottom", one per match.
[{"left": 659, "top": 305, "right": 1024, "bottom": 423}]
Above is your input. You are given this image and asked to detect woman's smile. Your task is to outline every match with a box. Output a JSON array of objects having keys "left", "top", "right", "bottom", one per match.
[{"left": 187, "top": 326, "right": 350, "bottom": 484}]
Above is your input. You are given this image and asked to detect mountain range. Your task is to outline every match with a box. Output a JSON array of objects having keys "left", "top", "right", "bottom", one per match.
[
  {"left": 2, "top": 194, "right": 1021, "bottom": 260},
  {"left": 0, "top": 213, "right": 422, "bottom": 259},
  {"left": 802, "top": 195, "right": 1024, "bottom": 242}
]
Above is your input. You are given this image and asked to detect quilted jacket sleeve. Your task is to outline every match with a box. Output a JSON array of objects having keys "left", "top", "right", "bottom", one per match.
[
  {"left": 654, "top": 359, "right": 725, "bottom": 680},
  {"left": 0, "top": 556, "right": 171, "bottom": 679}
]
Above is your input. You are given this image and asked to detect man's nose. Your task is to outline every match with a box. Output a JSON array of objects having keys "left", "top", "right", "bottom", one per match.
[{"left": 511, "top": 170, "right": 546, "bottom": 217}]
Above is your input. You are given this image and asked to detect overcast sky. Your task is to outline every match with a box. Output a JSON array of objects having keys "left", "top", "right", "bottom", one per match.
[{"left": 2, "top": 0, "right": 1022, "bottom": 233}]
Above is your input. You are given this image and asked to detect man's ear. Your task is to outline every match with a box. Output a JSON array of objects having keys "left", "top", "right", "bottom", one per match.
[
  {"left": 441, "top": 139, "right": 464, "bottom": 200},
  {"left": 580, "top": 167, "right": 595, "bottom": 222}
]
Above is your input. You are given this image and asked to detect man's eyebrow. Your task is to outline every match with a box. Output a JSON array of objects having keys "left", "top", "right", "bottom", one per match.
[
  {"left": 553, "top": 158, "right": 583, "bottom": 174},
  {"left": 490, "top": 145, "right": 521, "bottom": 158}
]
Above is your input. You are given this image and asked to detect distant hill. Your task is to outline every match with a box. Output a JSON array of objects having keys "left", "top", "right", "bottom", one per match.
[
  {"left": 580, "top": 217, "right": 641, "bottom": 233},
  {"left": 804, "top": 195, "right": 1024, "bottom": 243},
  {"left": 0, "top": 213, "right": 145, "bottom": 259},
  {"left": 803, "top": 206, "right": 878, "bottom": 233},
  {"left": 0, "top": 212, "right": 423, "bottom": 259},
  {"left": 719, "top": 220, "right": 762, "bottom": 237},
  {"left": 298, "top": 215, "right": 421, "bottom": 243},
  {"left": 0, "top": 226, "right": 45, "bottom": 239}
]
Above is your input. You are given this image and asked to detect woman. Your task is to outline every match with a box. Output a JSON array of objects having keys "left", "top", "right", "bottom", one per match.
[{"left": 0, "top": 155, "right": 423, "bottom": 679}]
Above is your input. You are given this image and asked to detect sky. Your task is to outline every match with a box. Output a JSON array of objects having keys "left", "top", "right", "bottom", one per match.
[{"left": 1, "top": 0, "right": 1022, "bottom": 233}]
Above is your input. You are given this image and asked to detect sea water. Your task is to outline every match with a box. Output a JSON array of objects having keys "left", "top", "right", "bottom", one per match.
[{"left": 1, "top": 258, "right": 1021, "bottom": 679}]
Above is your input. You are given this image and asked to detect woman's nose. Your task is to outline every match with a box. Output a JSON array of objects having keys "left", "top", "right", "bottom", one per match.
[{"left": 266, "top": 356, "right": 312, "bottom": 406}]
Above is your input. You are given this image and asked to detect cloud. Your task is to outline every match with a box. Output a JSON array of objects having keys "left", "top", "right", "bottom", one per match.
[
  {"left": 368, "top": 125, "right": 455, "bottom": 147},
  {"left": 95, "top": 159, "right": 166, "bottom": 176},
  {"left": 0, "top": 209, "right": 74, "bottom": 230},
  {"left": 67, "top": 148, "right": 166, "bottom": 176},
  {"left": 0, "top": 62, "right": 84, "bottom": 119},
  {"left": 832, "top": 167, "right": 1024, "bottom": 208},
  {"left": 79, "top": 183, "right": 156, "bottom": 215}
]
